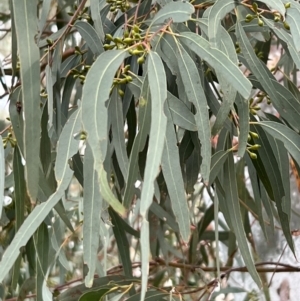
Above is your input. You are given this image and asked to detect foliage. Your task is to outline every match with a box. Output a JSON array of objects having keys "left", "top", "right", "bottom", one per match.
[{"left": 1, "top": 0, "right": 300, "bottom": 300}]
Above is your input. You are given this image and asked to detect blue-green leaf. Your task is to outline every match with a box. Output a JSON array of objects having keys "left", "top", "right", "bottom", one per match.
[
  {"left": 179, "top": 32, "right": 252, "bottom": 99},
  {"left": 223, "top": 140, "right": 261, "bottom": 287},
  {"left": 208, "top": 0, "right": 237, "bottom": 48},
  {"left": 83, "top": 142, "right": 102, "bottom": 287},
  {"left": 12, "top": 0, "right": 41, "bottom": 201},
  {"left": 140, "top": 51, "right": 167, "bottom": 301},
  {"left": 0, "top": 108, "right": 81, "bottom": 281},
  {"left": 161, "top": 109, "right": 190, "bottom": 242},
  {"left": 151, "top": 1, "right": 194, "bottom": 26},
  {"left": 74, "top": 21, "right": 104, "bottom": 57},
  {"left": 176, "top": 41, "right": 211, "bottom": 183}
]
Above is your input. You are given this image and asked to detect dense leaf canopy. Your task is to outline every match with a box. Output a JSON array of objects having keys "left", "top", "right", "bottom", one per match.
[{"left": 1, "top": 0, "right": 300, "bottom": 300}]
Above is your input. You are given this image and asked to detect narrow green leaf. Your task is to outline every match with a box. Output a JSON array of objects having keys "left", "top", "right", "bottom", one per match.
[
  {"left": 83, "top": 142, "right": 102, "bottom": 287},
  {"left": 37, "top": 0, "right": 52, "bottom": 40},
  {"left": 81, "top": 50, "right": 127, "bottom": 215},
  {"left": 211, "top": 22, "right": 238, "bottom": 136},
  {"left": 255, "top": 121, "right": 300, "bottom": 168},
  {"left": 74, "top": 21, "right": 104, "bottom": 57},
  {"left": 0, "top": 108, "right": 81, "bottom": 281},
  {"left": 176, "top": 41, "right": 211, "bottom": 182},
  {"left": 236, "top": 20, "right": 300, "bottom": 130},
  {"left": 140, "top": 51, "right": 167, "bottom": 301},
  {"left": 150, "top": 202, "right": 179, "bottom": 232},
  {"left": 11, "top": 146, "right": 27, "bottom": 289},
  {"left": 35, "top": 223, "right": 49, "bottom": 301},
  {"left": 251, "top": 123, "right": 294, "bottom": 252},
  {"left": 161, "top": 109, "right": 190, "bottom": 242},
  {"left": 244, "top": 156, "right": 267, "bottom": 239},
  {"left": 109, "top": 208, "right": 133, "bottom": 278},
  {"left": 124, "top": 76, "right": 151, "bottom": 208},
  {"left": 262, "top": 17, "right": 300, "bottom": 71},
  {"left": 150, "top": 2, "right": 194, "bottom": 26},
  {"left": 111, "top": 88, "right": 129, "bottom": 181},
  {"left": 209, "top": 150, "right": 230, "bottom": 186},
  {"left": 82, "top": 49, "right": 128, "bottom": 163},
  {"left": 208, "top": 0, "right": 237, "bottom": 48},
  {"left": 266, "top": 133, "right": 291, "bottom": 217},
  {"left": 235, "top": 94, "right": 249, "bottom": 157},
  {"left": 286, "top": 4, "right": 300, "bottom": 52},
  {"left": 12, "top": 0, "right": 41, "bottom": 200},
  {"left": 140, "top": 220, "right": 149, "bottom": 301},
  {"left": 90, "top": 0, "right": 106, "bottom": 41},
  {"left": 223, "top": 140, "right": 261, "bottom": 287},
  {"left": 140, "top": 52, "right": 167, "bottom": 215},
  {"left": 167, "top": 93, "right": 197, "bottom": 131},
  {"left": 179, "top": 32, "right": 252, "bottom": 99}
]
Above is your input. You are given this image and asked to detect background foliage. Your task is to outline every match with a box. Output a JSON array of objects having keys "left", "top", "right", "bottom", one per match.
[{"left": 1, "top": 0, "right": 300, "bottom": 300}]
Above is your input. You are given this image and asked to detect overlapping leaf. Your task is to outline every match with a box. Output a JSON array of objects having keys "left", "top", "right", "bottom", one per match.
[
  {"left": 179, "top": 32, "right": 252, "bottom": 99},
  {"left": 0, "top": 108, "right": 81, "bottom": 281}
]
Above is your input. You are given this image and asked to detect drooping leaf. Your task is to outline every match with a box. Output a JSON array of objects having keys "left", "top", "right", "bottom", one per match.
[
  {"left": 109, "top": 208, "right": 133, "bottom": 279},
  {"left": 255, "top": 121, "right": 300, "bottom": 168},
  {"left": 110, "top": 88, "right": 129, "bottom": 182},
  {"left": 251, "top": 123, "right": 294, "bottom": 253},
  {"left": 0, "top": 108, "right": 81, "bottom": 281},
  {"left": 175, "top": 40, "right": 211, "bottom": 183},
  {"left": 83, "top": 142, "right": 102, "bottom": 287},
  {"left": 12, "top": 0, "right": 41, "bottom": 201},
  {"left": 161, "top": 108, "right": 190, "bottom": 242},
  {"left": 90, "top": 0, "right": 106, "bottom": 41},
  {"left": 235, "top": 94, "right": 249, "bottom": 157},
  {"left": 208, "top": 0, "right": 237, "bottom": 48},
  {"left": 179, "top": 32, "right": 252, "bottom": 99},
  {"left": 286, "top": 3, "right": 300, "bottom": 52},
  {"left": 222, "top": 137, "right": 262, "bottom": 287},
  {"left": 35, "top": 223, "right": 49, "bottom": 301},
  {"left": 140, "top": 51, "right": 167, "bottom": 301},
  {"left": 236, "top": 20, "right": 300, "bottom": 131}
]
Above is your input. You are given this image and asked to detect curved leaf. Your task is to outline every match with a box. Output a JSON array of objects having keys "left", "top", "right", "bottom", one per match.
[
  {"left": 162, "top": 109, "right": 190, "bottom": 242},
  {"left": 179, "top": 32, "right": 252, "bottom": 99},
  {"left": 0, "top": 108, "right": 81, "bottom": 282},
  {"left": 175, "top": 41, "right": 211, "bottom": 182},
  {"left": 140, "top": 51, "right": 167, "bottom": 301},
  {"left": 151, "top": 2, "right": 194, "bottom": 26},
  {"left": 223, "top": 138, "right": 261, "bottom": 287},
  {"left": 208, "top": 0, "right": 237, "bottom": 48},
  {"left": 74, "top": 20, "right": 104, "bottom": 57}
]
